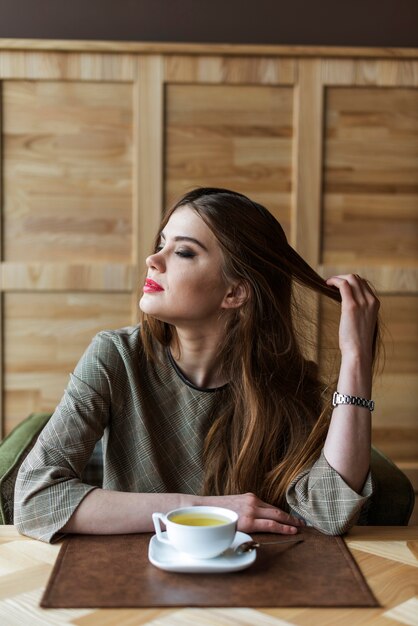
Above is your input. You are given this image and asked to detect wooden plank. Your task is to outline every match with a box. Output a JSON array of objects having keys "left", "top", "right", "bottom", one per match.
[
  {"left": 1, "top": 39, "right": 418, "bottom": 58},
  {"left": 133, "top": 55, "right": 164, "bottom": 322},
  {"left": 322, "top": 87, "right": 418, "bottom": 266},
  {"left": 397, "top": 461, "right": 418, "bottom": 492},
  {"left": 319, "top": 293, "right": 418, "bottom": 461},
  {"left": 3, "top": 292, "right": 132, "bottom": 433},
  {"left": 320, "top": 82, "right": 418, "bottom": 471},
  {"left": 292, "top": 60, "right": 324, "bottom": 362},
  {"left": 0, "top": 51, "right": 136, "bottom": 80},
  {"left": 319, "top": 265, "right": 418, "bottom": 294},
  {"left": 165, "top": 55, "right": 296, "bottom": 85},
  {"left": 165, "top": 83, "right": 293, "bottom": 235},
  {"left": 0, "top": 291, "right": 3, "bottom": 440},
  {"left": 292, "top": 59, "right": 324, "bottom": 262},
  {"left": 322, "top": 59, "right": 418, "bottom": 86},
  {"left": 0, "top": 80, "right": 3, "bottom": 438},
  {"left": 372, "top": 428, "right": 418, "bottom": 461},
  {"left": 1, "top": 262, "right": 135, "bottom": 291},
  {"left": 3, "top": 80, "right": 133, "bottom": 265}
]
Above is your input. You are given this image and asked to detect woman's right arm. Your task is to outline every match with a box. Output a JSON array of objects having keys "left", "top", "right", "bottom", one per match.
[{"left": 62, "top": 488, "right": 304, "bottom": 536}]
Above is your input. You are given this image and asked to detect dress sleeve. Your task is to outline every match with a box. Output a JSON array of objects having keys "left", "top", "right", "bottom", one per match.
[
  {"left": 14, "top": 332, "right": 120, "bottom": 543},
  {"left": 285, "top": 449, "right": 373, "bottom": 535}
]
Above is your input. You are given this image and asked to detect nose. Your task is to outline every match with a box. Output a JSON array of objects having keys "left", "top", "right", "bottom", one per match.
[{"left": 146, "top": 251, "right": 165, "bottom": 272}]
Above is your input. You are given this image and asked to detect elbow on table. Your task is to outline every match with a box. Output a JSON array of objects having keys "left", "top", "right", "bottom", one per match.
[
  {"left": 13, "top": 487, "right": 34, "bottom": 538},
  {"left": 13, "top": 473, "right": 45, "bottom": 541},
  {"left": 13, "top": 500, "right": 33, "bottom": 539},
  {"left": 14, "top": 501, "right": 57, "bottom": 543},
  {"left": 308, "top": 513, "right": 359, "bottom": 536},
  {"left": 314, "top": 522, "right": 349, "bottom": 536}
]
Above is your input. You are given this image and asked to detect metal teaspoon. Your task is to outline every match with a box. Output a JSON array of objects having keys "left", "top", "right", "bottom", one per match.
[{"left": 234, "top": 537, "right": 304, "bottom": 554}]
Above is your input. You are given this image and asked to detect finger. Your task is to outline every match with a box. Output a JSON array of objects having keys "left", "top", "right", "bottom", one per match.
[
  {"left": 239, "top": 516, "right": 300, "bottom": 535},
  {"left": 326, "top": 275, "right": 358, "bottom": 300},
  {"left": 238, "top": 493, "right": 304, "bottom": 526},
  {"left": 256, "top": 505, "right": 305, "bottom": 527},
  {"left": 334, "top": 275, "right": 379, "bottom": 310},
  {"left": 326, "top": 274, "right": 367, "bottom": 304},
  {"left": 361, "top": 278, "right": 381, "bottom": 308},
  {"left": 327, "top": 273, "right": 372, "bottom": 290},
  {"left": 326, "top": 274, "right": 363, "bottom": 290}
]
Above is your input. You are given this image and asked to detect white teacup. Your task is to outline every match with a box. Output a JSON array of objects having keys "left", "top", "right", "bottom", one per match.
[{"left": 152, "top": 505, "right": 238, "bottom": 559}]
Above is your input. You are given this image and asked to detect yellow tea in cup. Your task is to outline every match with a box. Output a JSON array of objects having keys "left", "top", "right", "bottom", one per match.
[
  {"left": 152, "top": 506, "right": 238, "bottom": 558},
  {"left": 170, "top": 513, "right": 229, "bottom": 526}
]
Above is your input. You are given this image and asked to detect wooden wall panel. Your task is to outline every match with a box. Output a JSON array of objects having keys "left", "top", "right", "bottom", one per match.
[
  {"left": 322, "top": 87, "right": 418, "bottom": 266},
  {"left": 133, "top": 55, "right": 164, "bottom": 319},
  {"left": 165, "top": 84, "right": 293, "bottom": 235},
  {"left": 3, "top": 81, "right": 133, "bottom": 264},
  {"left": 0, "top": 43, "right": 416, "bottom": 481},
  {"left": 164, "top": 56, "right": 296, "bottom": 85},
  {"left": 4, "top": 292, "right": 132, "bottom": 434},
  {"left": 319, "top": 294, "right": 418, "bottom": 461},
  {"left": 320, "top": 83, "right": 418, "bottom": 470},
  {"left": 373, "top": 295, "right": 418, "bottom": 460},
  {"left": 1, "top": 78, "right": 138, "bottom": 431}
]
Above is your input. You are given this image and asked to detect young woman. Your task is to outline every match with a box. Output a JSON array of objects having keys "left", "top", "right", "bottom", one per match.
[{"left": 15, "top": 187, "right": 380, "bottom": 543}]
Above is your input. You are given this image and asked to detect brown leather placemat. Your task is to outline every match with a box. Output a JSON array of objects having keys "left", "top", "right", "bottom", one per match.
[{"left": 40, "top": 528, "right": 379, "bottom": 608}]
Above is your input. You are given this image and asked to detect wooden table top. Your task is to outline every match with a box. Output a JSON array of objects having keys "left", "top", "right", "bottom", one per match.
[{"left": 0, "top": 525, "right": 417, "bottom": 626}]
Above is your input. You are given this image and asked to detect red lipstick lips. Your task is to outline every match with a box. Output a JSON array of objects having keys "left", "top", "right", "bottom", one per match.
[{"left": 143, "top": 278, "right": 164, "bottom": 293}]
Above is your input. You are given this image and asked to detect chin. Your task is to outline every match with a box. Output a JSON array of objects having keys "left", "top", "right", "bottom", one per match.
[
  {"left": 139, "top": 295, "right": 154, "bottom": 315},
  {"left": 139, "top": 298, "right": 168, "bottom": 323}
]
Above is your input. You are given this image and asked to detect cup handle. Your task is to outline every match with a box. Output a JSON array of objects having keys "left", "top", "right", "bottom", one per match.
[{"left": 152, "top": 512, "right": 171, "bottom": 544}]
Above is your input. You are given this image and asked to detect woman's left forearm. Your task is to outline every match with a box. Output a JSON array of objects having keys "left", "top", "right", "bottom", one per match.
[{"left": 323, "top": 352, "right": 373, "bottom": 493}]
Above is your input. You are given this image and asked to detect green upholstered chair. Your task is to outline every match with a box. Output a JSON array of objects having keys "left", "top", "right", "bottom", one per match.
[
  {"left": 0, "top": 412, "right": 51, "bottom": 525},
  {"left": 357, "top": 447, "right": 415, "bottom": 526},
  {"left": 0, "top": 412, "right": 103, "bottom": 524},
  {"left": 0, "top": 412, "right": 415, "bottom": 526}
]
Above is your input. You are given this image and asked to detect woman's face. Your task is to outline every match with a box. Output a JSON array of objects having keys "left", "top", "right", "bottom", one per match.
[{"left": 139, "top": 205, "right": 236, "bottom": 330}]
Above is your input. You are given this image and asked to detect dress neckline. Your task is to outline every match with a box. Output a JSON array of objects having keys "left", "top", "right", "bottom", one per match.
[{"left": 166, "top": 348, "right": 228, "bottom": 393}]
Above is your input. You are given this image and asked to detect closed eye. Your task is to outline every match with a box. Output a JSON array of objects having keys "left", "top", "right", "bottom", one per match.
[
  {"left": 154, "top": 242, "right": 196, "bottom": 259},
  {"left": 175, "top": 249, "right": 196, "bottom": 258}
]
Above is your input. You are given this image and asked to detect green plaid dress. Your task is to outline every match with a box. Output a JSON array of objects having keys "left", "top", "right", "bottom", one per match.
[{"left": 14, "top": 325, "right": 372, "bottom": 543}]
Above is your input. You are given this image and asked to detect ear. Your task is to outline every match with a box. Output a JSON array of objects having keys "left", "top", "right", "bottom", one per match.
[{"left": 221, "top": 280, "right": 250, "bottom": 310}]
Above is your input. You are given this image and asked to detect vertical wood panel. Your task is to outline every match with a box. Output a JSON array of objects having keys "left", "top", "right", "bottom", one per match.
[
  {"left": 164, "top": 56, "right": 296, "bottom": 85},
  {"left": 292, "top": 60, "right": 324, "bottom": 262},
  {"left": 0, "top": 80, "right": 3, "bottom": 436},
  {"left": 0, "top": 51, "right": 136, "bottom": 81},
  {"left": 3, "top": 81, "right": 133, "bottom": 264},
  {"left": 292, "top": 60, "right": 324, "bottom": 362},
  {"left": 133, "top": 55, "right": 165, "bottom": 322},
  {"left": 4, "top": 293, "right": 132, "bottom": 433},
  {"left": 165, "top": 83, "right": 293, "bottom": 235},
  {"left": 1, "top": 74, "right": 136, "bottom": 426},
  {"left": 322, "top": 87, "right": 418, "bottom": 265},
  {"left": 320, "top": 82, "right": 418, "bottom": 470},
  {"left": 373, "top": 295, "right": 418, "bottom": 459}
]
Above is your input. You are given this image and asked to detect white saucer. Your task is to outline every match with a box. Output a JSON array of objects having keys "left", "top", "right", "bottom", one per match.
[{"left": 148, "top": 531, "right": 256, "bottom": 573}]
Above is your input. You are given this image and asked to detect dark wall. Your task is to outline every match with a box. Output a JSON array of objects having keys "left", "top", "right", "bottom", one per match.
[{"left": 0, "top": 0, "right": 417, "bottom": 47}]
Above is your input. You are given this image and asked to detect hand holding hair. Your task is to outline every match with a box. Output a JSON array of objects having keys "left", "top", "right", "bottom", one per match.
[{"left": 325, "top": 274, "right": 380, "bottom": 363}]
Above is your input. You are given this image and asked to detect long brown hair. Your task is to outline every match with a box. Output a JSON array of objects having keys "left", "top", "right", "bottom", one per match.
[{"left": 140, "top": 188, "right": 380, "bottom": 508}]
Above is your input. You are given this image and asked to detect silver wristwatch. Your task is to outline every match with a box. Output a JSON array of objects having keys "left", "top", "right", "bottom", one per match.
[{"left": 332, "top": 391, "right": 375, "bottom": 412}]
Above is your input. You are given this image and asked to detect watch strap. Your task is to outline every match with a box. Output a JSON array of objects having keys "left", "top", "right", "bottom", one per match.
[{"left": 332, "top": 391, "right": 375, "bottom": 412}]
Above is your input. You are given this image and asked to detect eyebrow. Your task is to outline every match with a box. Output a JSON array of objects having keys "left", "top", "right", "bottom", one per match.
[{"left": 160, "top": 232, "right": 208, "bottom": 252}]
